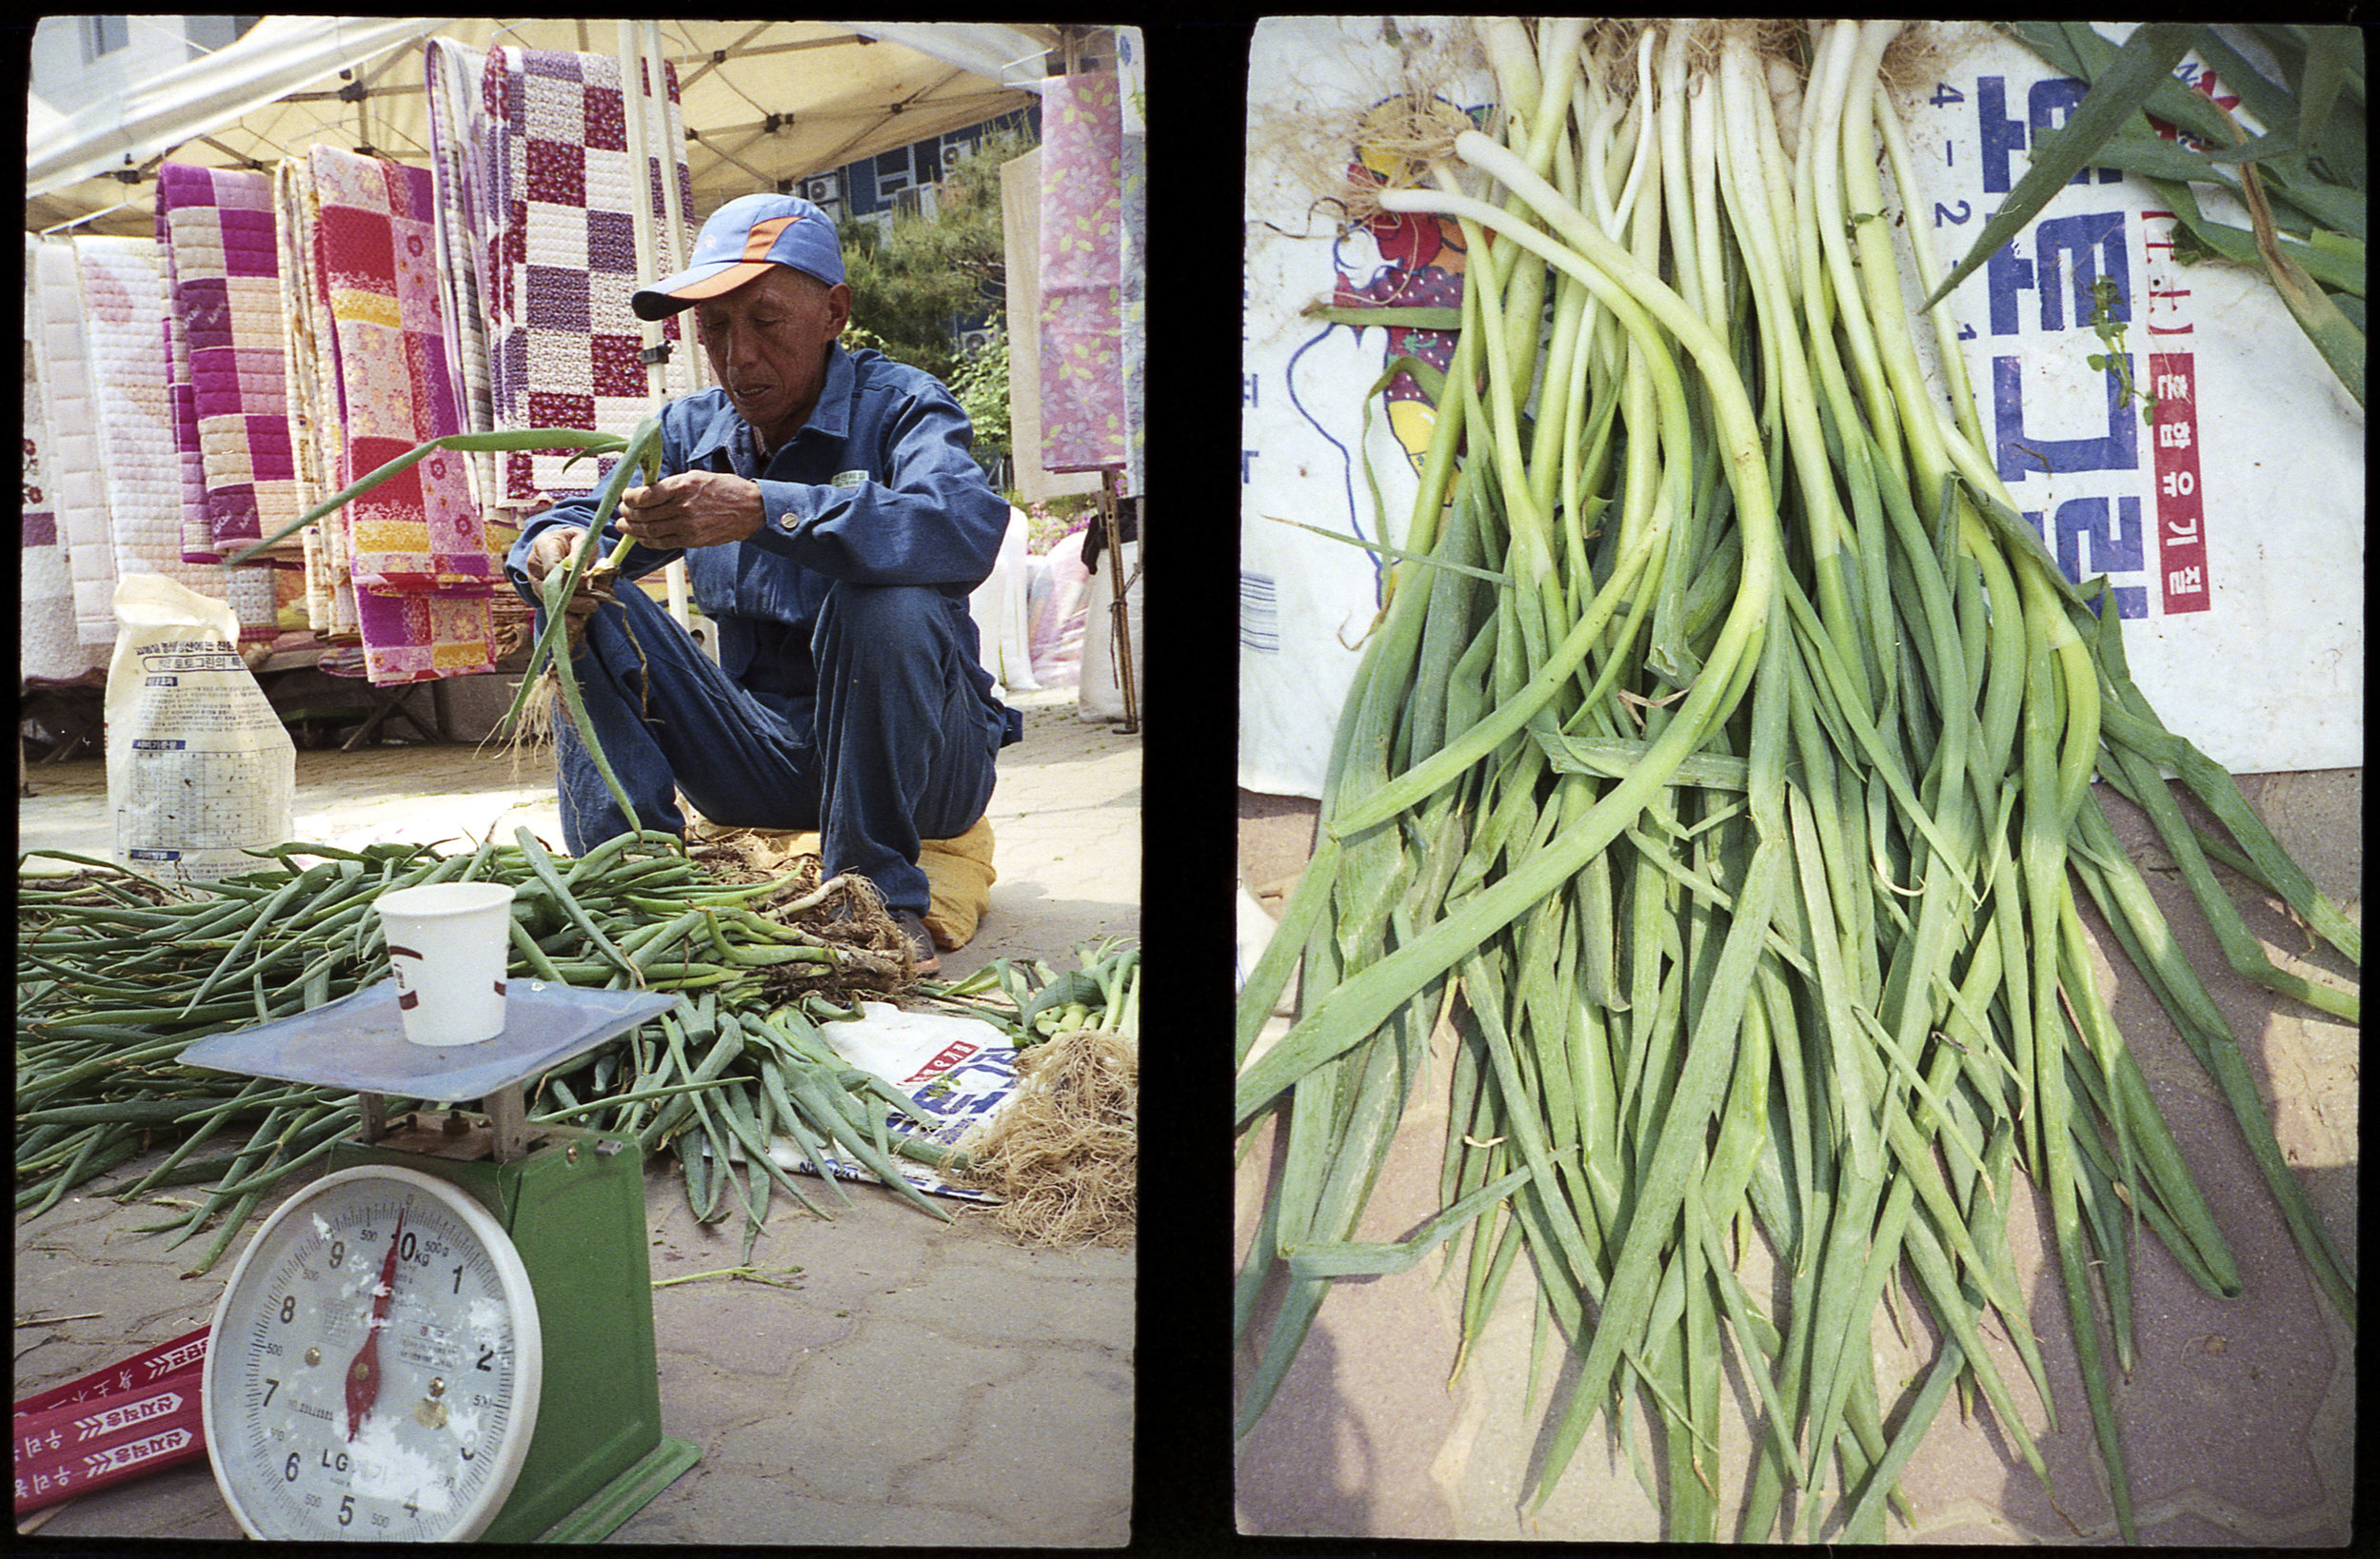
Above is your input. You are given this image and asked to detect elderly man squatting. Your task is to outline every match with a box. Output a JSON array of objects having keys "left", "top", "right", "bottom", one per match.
[{"left": 505, "top": 194, "right": 1021, "bottom": 973}]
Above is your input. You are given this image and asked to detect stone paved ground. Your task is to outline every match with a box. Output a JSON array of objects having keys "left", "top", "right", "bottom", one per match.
[
  {"left": 1234, "top": 770, "right": 2360, "bottom": 1546},
  {"left": 14, "top": 688, "right": 1140, "bottom": 1545}
]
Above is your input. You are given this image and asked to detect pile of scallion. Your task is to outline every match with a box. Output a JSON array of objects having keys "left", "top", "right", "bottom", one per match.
[
  {"left": 985, "top": 939, "right": 1143, "bottom": 1048},
  {"left": 17, "top": 831, "right": 979, "bottom": 1273},
  {"left": 1235, "top": 18, "right": 2358, "bottom": 1542}
]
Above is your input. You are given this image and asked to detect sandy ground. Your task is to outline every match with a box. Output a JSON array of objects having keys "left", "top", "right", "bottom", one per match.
[{"left": 1234, "top": 769, "right": 2359, "bottom": 1546}]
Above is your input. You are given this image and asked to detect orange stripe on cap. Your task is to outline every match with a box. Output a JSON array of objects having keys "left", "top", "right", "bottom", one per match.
[
  {"left": 738, "top": 215, "right": 797, "bottom": 263},
  {"left": 669, "top": 262, "right": 775, "bottom": 303}
]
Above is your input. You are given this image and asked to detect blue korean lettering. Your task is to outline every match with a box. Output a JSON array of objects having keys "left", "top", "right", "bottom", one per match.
[
  {"left": 917, "top": 1056, "right": 1021, "bottom": 1119},
  {"left": 1993, "top": 355, "right": 2139, "bottom": 481},
  {"left": 2019, "top": 497, "right": 2149, "bottom": 618},
  {"left": 1986, "top": 240, "right": 2033, "bottom": 337},
  {"left": 2035, "top": 212, "right": 2130, "bottom": 332},
  {"left": 2052, "top": 493, "right": 2144, "bottom": 576},
  {"left": 2029, "top": 79, "right": 2127, "bottom": 185},
  {"left": 1984, "top": 212, "right": 2129, "bottom": 336},
  {"left": 1978, "top": 75, "right": 2125, "bottom": 193},
  {"left": 1976, "top": 76, "right": 2028, "bottom": 193}
]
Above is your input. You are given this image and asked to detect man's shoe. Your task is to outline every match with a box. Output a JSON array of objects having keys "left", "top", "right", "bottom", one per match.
[{"left": 894, "top": 909, "right": 941, "bottom": 976}]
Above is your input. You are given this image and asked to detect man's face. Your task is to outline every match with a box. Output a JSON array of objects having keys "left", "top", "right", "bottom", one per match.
[{"left": 691, "top": 267, "right": 853, "bottom": 451}]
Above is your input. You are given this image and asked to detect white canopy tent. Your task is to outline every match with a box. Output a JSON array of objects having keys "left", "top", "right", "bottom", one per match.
[
  {"left": 25, "top": 16, "right": 1136, "bottom": 715},
  {"left": 28, "top": 17, "right": 1061, "bottom": 235}
]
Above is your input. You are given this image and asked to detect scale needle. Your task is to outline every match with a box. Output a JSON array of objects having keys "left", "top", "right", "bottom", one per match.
[{"left": 345, "top": 1206, "right": 407, "bottom": 1441}]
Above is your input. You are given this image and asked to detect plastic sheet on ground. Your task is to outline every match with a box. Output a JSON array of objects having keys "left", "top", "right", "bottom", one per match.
[
  {"left": 1239, "top": 18, "right": 2363, "bottom": 799},
  {"left": 766, "top": 1001, "right": 1021, "bottom": 1203}
]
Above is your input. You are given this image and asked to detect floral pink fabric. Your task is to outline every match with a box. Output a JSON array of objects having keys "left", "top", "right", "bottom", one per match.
[{"left": 1038, "top": 70, "right": 1128, "bottom": 475}]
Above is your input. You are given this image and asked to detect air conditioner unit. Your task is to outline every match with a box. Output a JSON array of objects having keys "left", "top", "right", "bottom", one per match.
[
  {"left": 958, "top": 327, "right": 994, "bottom": 355},
  {"left": 800, "top": 172, "right": 840, "bottom": 204},
  {"left": 941, "top": 141, "right": 972, "bottom": 169}
]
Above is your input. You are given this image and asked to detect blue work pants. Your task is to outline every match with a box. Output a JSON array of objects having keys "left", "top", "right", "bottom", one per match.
[{"left": 545, "top": 581, "right": 1002, "bottom": 918}]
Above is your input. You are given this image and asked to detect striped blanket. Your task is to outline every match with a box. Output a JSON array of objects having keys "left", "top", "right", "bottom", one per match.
[
  {"left": 284, "top": 147, "right": 506, "bottom": 685},
  {"left": 71, "top": 235, "right": 238, "bottom": 615},
  {"left": 21, "top": 237, "right": 102, "bottom": 680},
  {"left": 275, "top": 155, "right": 351, "bottom": 640},
  {"left": 29, "top": 236, "right": 121, "bottom": 647},
  {"left": 423, "top": 38, "right": 503, "bottom": 520}
]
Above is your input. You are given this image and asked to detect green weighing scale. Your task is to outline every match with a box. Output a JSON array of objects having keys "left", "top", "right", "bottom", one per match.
[{"left": 179, "top": 977, "right": 701, "bottom": 1542}]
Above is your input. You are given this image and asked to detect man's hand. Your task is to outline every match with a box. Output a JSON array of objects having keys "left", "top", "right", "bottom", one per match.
[
  {"left": 523, "top": 525, "right": 589, "bottom": 589},
  {"left": 523, "top": 526, "right": 605, "bottom": 637},
  {"left": 617, "top": 471, "right": 766, "bottom": 552}
]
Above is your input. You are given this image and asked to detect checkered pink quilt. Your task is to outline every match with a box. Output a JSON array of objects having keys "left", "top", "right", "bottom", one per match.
[
  {"left": 475, "top": 46, "right": 693, "bottom": 504},
  {"left": 155, "top": 165, "right": 303, "bottom": 570},
  {"left": 274, "top": 155, "right": 350, "bottom": 641}
]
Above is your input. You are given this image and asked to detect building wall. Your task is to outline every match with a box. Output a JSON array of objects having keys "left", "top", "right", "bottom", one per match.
[
  {"left": 793, "top": 107, "right": 1039, "bottom": 233},
  {"left": 30, "top": 15, "right": 262, "bottom": 108}
]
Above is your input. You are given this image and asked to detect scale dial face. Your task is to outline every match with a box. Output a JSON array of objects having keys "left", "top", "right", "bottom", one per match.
[{"left": 201, "top": 1165, "right": 543, "bottom": 1542}]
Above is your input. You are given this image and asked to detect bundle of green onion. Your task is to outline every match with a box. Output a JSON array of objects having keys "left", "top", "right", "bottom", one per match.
[
  {"left": 18, "top": 833, "right": 961, "bottom": 1273},
  {"left": 978, "top": 940, "right": 1143, "bottom": 1047},
  {"left": 1235, "top": 18, "right": 2357, "bottom": 1542}
]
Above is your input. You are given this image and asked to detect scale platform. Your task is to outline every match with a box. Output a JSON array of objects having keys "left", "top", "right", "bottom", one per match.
[
  {"left": 178, "top": 977, "right": 680, "bottom": 1098},
  {"left": 181, "top": 979, "right": 698, "bottom": 1543},
  {"left": 181, "top": 978, "right": 681, "bottom": 1154}
]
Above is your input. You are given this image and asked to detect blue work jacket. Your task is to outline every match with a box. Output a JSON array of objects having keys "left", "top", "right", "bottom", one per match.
[{"left": 506, "top": 344, "right": 1023, "bottom": 746}]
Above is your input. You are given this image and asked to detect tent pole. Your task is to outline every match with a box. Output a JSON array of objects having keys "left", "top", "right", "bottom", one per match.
[
  {"left": 618, "top": 20, "right": 691, "bottom": 631},
  {"left": 617, "top": 20, "right": 667, "bottom": 406},
  {"left": 644, "top": 21, "right": 704, "bottom": 394},
  {"left": 1097, "top": 467, "right": 1139, "bottom": 733}
]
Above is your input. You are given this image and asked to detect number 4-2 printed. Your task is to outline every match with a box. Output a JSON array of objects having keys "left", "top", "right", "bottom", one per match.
[{"left": 1929, "top": 83, "right": 1981, "bottom": 341}]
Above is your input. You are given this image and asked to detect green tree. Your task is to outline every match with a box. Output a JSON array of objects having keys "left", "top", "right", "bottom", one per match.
[
  {"left": 944, "top": 318, "right": 1012, "bottom": 478},
  {"left": 839, "top": 123, "right": 1036, "bottom": 388}
]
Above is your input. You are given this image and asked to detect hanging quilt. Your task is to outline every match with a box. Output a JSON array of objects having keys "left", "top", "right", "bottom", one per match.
[
  {"left": 30, "top": 235, "right": 121, "bottom": 645},
  {"left": 472, "top": 46, "right": 693, "bottom": 506},
  {"left": 289, "top": 147, "right": 506, "bottom": 685},
  {"left": 71, "top": 235, "right": 236, "bottom": 612},
  {"left": 1038, "top": 69, "right": 1129, "bottom": 475}
]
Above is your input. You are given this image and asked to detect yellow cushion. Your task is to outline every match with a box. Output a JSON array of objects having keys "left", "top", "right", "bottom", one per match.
[{"left": 683, "top": 816, "right": 997, "bottom": 951}]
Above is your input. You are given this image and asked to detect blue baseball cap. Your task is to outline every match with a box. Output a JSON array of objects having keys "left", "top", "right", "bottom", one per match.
[{"left": 630, "top": 193, "right": 844, "bottom": 321}]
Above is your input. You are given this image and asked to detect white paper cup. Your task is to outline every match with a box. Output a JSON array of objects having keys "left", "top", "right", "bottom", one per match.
[{"left": 375, "top": 882, "right": 518, "bottom": 1046}]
